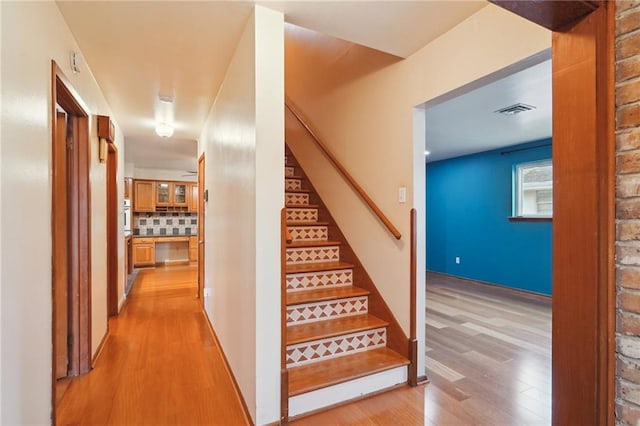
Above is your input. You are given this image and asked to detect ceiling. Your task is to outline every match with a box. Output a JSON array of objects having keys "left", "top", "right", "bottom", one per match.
[
  {"left": 425, "top": 59, "right": 552, "bottom": 163},
  {"left": 56, "top": 1, "right": 487, "bottom": 172}
]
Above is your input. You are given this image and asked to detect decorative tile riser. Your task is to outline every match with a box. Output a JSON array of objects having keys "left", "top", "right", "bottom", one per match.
[
  {"left": 289, "top": 226, "right": 328, "bottom": 242},
  {"left": 286, "top": 179, "right": 302, "bottom": 191},
  {"left": 285, "top": 167, "right": 295, "bottom": 177},
  {"left": 286, "top": 193, "right": 309, "bottom": 206},
  {"left": 286, "top": 246, "right": 339, "bottom": 265},
  {"left": 287, "top": 296, "right": 368, "bottom": 325},
  {"left": 286, "top": 269, "right": 353, "bottom": 292},
  {"left": 286, "top": 328, "right": 387, "bottom": 367},
  {"left": 287, "top": 208, "right": 318, "bottom": 222}
]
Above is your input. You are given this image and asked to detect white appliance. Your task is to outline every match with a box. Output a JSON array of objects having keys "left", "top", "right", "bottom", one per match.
[{"left": 123, "top": 199, "right": 132, "bottom": 233}]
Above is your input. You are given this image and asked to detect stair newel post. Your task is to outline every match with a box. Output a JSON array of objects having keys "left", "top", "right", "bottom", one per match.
[
  {"left": 408, "top": 208, "right": 418, "bottom": 387},
  {"left": 280, "top": 207, "right": 289, "bottom": 424}
]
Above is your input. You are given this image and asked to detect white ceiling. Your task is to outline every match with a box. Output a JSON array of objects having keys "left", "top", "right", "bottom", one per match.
[
  {"left": 425, "top": 59, "right": 552, "bottom": 163},
  {"left": 56, "top": 1, "right": 487, "bottom": 172}
]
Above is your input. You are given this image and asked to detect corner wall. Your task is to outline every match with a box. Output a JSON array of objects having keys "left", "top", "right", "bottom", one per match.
[
  {"left": 426, "top": 140, "right": 552, "bottom": 295},
  {"left": 1, "top": 2, "right": 124, "bottom": 423},
  {"left": 198, "top": 6, "right": 283, "bottom": 424}
]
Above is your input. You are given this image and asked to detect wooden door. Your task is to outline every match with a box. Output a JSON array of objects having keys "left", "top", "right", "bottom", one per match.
[
  {"left": 53, "top": 110, "right": 69, "bottom": 379},
  {"left": 124, "top": 177, "right": 132, "bottom": 199},
  {"left": 198, "top": 154, "right": 205, "bottom": 302},
  {"left": 134, "top": 180, "right": 155, "bottom": 211}
]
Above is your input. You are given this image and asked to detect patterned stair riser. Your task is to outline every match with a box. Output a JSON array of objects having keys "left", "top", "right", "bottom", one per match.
[
  {"left": 289, "top": 225, "right": 328, "bottom": 242},
  {"left": 286, "top": 193, "right": 310, "bottom": 206},
  {"left": 286, "top": 179, "right": 302, "bottom": 191},
  {"left": 286, "top": 208, "right": 319, "bottom": 222},
  {"left": 285, "top": 166, "right": 295, "bottom": 177},
  {"left": 287, "top": 296, "right": 368, "bottom": 325},
  {"left": 286, "top": 246, "right": 340, "bottom": 265},
  {"left": 286, "top": 328, "right": 387, "bottom": 367},
  {"left": 286, "top": 269, "right": 353, "bottom": 292}
]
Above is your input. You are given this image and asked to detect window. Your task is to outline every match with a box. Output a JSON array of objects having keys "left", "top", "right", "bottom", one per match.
[{"left": 513, "top": 159, "right": 553, "bottom": 218}]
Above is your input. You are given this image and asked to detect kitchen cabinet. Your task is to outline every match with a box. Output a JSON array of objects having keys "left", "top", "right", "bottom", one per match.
[
  {"left": 189, "top": 184, "right": 198, "bottom": 212},
  {"left": 133, "top": 238, "right": 155, "bottom": 266},
  {"left": 134, "top": 180, "right": 155, "bottom": 212},
  {"left": 124, "top": 177, "right": 133, "bottom": 199},
  {"left": 189, "top": 236, "right": 198, "bottom": 262},
  {"left": 156, "top": 182, "right": 188, "bottom": 209}
]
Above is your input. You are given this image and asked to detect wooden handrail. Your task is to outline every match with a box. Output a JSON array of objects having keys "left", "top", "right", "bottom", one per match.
[{"left": 285, "top": 98, "right": 402, "bottom": 240}]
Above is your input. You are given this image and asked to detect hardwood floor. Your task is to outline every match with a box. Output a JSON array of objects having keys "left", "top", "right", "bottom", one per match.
[
  {"left": 56, "top": 268, "right": 550, "bottom": 425},
  {"left": 55, "top": 265, "right": 250, "bottom": 426},
  {"left": 293, "top": 272, "right": 551, "bottom": 425}
]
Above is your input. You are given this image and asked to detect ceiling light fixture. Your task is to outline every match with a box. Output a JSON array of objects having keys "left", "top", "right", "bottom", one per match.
[
  {"left": 155, "top": 122, "right": 174, "bottom": 138},
  {"left": 424, "top": 150, "right": 430, "bottom": 156}
]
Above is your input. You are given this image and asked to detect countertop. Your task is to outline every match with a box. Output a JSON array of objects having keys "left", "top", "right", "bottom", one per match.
[{"left": 133, "top": 234, "right": 197, "bottom": 238}]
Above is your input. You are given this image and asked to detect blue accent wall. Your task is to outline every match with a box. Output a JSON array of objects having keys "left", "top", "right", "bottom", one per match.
[{"left": 426, "top": 139, "right": 552, "bottom": 295}]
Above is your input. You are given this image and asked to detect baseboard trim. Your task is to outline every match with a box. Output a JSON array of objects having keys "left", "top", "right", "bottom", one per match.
[
  {"left": 289, "top": 381, "right": 409, "bottom": 422},
  {"left": 427, "top": 271, "right": 552, "bottom": 300},
  {"left": 91, "top": 331, "right": 110, "bottom": 368},
  {"left": 202, "top": 310, "right": 254, "bottom": 426},
  {"left": 289, "top": 365, "right": 407, "bottom": 418}
]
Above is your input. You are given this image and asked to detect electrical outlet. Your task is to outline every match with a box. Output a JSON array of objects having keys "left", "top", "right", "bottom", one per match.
[
  {"left": 398, "top": 187, "right": 407, "bottom": 204},
  {"left": 455, "top": 256, "right": 460, "bottom": 264}
]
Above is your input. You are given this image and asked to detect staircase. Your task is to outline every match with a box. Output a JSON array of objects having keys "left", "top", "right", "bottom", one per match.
[{"left": 283, "top": 147, "right": 409, "bottom": 417}]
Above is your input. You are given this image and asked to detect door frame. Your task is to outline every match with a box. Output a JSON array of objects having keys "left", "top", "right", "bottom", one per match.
[
  {"left": 488, "top": 2, "right": 615, "bottom": 424},
  {"left": 107, "top": 143, "right": 119, "bottom": 316},
  {"left": 51, "top": 61, "right": 92, "bottom": 413},
  {"left": 198, "top": 153, "right": 205, "bottom": 304}
]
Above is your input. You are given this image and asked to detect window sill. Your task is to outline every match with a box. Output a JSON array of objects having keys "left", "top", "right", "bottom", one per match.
[{"left": 508, "top": 216, "right": 552, "bottom": 222}]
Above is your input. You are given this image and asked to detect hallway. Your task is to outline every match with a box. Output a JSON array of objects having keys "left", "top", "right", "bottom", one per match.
[{"left": 56, "top": 265, "right": 249, "bottom": 425}]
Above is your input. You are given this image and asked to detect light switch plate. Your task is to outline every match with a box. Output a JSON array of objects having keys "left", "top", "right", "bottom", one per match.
[{"left": 398, "top": 187, "right": 407, "bottom": 204}]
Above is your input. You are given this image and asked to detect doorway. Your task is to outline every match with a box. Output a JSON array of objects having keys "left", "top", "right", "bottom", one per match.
[
  {"left": 413, "top": 2, "right": 614, "bottom": 424},
  {"left": 51, "top": 61, "right": 92, "bottom": 413}
]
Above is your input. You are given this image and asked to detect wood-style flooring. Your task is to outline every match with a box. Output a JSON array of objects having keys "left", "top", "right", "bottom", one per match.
[
  {"left": 56, "top": 269, "right": 551, "bottom": 425},
  {"left": 293, "top": 272, "right": 551, "bottom": 425},
  {"left": 55, "top": 265, "right": 250, "bottom": 426}
]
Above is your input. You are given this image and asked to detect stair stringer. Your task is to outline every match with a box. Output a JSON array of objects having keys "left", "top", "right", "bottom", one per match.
[{"left": 285, "top": 145, "right": 409, "bottom": 360}]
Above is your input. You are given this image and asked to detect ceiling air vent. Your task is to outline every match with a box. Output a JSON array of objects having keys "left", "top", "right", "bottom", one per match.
[{"left": 494, "top": 103, "right": 536, "bottom": 116}]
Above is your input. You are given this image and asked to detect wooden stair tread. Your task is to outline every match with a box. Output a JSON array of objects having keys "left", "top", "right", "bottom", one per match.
[
  {"left": 285, "top": 175, "right": 305, "bottom": 180},
  {"left": 285, "top": 188, "right": 312, "bottom": 194},
  {"left": 286, "top": 204, "right": 319, "bottom": 209},
  {"left": 287, "top": 221, "right": 329, "bottom": 226},
  {"left": 287, "top": 240, "right": 341, "bottom": 248},
  {"left": 286, "top": 261, "right": 354, "bottom": 274},
  {"left": 287, "top": 285, "right": 369, "bottom": 305},
  {"left": 288, "top": 347, "right": 409, "bottom": 396},
  {"left": 287, "top": 314, "right": 388, "bottom": 345}
]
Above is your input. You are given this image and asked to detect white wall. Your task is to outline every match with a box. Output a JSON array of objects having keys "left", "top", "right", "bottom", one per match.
[
  {"left": 198, "top": 6, "right": 283, "bottom": 424},
  {"left": 286, "top": 4, "right": 550, "bottom": 378},
  {"left": 0, "top": 2, "right": 124, "bottom": 423}
]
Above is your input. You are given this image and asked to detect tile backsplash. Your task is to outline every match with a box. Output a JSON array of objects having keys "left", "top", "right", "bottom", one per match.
[{"left": 133, "top": 212, "right": 197, "bottom": 236}]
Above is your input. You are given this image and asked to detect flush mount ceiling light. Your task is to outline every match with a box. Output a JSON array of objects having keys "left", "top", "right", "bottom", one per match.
[
  {"left": 155, "top": 122, "right": 174, "bottom": 138},
  {"left": 155, "top": 94, "right": 175, "bottom": 138},
  {"left": 424, "top": 150, "right": 430, "bottom": 156},
  {"left": 494, "top": 103, "right": 536, "bottom": 116}
]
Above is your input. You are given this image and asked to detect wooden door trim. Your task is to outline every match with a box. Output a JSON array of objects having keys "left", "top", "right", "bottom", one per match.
[
  {"left": 51, "top": 60, "right": 92, "bottom": 421},
  {"left": 489, "top": 2, "right": 614, "bottom": 424},
  {"left": 197, "top": 153, "right": 205, "bottom": 304},
  {"left": 107, "top": 143, "right": 118, "bottom": 316}
]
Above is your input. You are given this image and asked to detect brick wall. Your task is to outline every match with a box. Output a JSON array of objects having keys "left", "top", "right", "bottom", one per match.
[{"left": 617, "top": 1, "right": 640, "bottom": 424}]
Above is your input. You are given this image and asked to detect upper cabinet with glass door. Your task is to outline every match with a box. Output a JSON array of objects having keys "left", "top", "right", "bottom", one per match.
[
  {"left": 156, "top": 182, "right": 171, "bottom": 206},
  {"left": 173, "top": 183, "right": 188, "bottom": 207}
]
